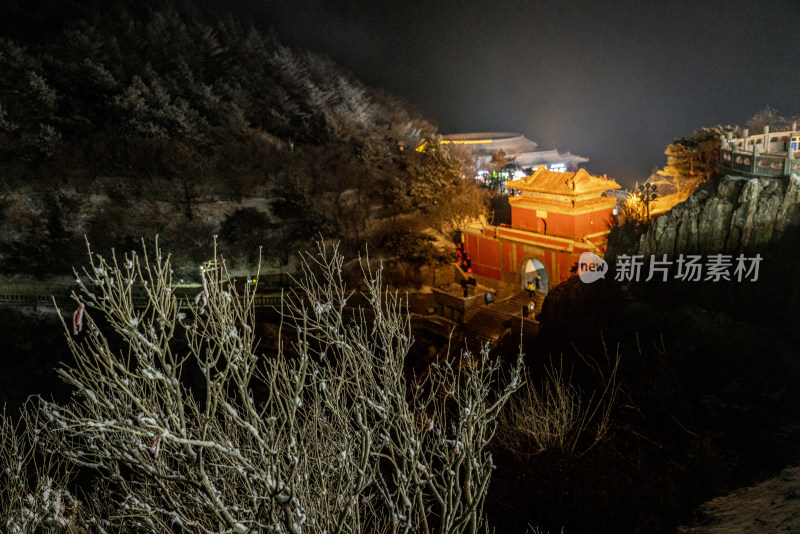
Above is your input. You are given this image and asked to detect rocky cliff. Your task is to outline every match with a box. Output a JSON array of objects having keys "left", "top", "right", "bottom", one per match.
[{"left": 638, "top": 174, "right": 800, "bottom": 256}]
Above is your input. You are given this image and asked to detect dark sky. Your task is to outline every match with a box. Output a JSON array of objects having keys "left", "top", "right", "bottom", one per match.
[{"left": 250, "top": 1, "right": 798, "bottom": 186}]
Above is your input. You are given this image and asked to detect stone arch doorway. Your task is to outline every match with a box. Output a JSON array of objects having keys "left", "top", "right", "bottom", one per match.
[{"left": 520, "top": 258, "right": 549, "bottom": 293}]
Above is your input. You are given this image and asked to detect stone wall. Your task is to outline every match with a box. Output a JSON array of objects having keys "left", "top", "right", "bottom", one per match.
[{"left": 638, "top": 174, "right": 800, "bottom": 257}]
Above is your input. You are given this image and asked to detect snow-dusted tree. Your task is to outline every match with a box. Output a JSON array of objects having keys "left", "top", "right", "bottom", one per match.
[
  {"left": 408, "top": 139, "right": 489, "bottom": 240},
  {"left": 0, "top": 403, "right": 80, "bottom": 533},
  {"left": 745, "top": 106, "right": 798, "bottom": 134},
  {"left": 41, "top": 240, "right": 522, "bottom": 533}
]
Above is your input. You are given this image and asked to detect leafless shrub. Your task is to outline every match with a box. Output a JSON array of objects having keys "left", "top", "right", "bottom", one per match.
[
  {"left": 498, "top": 349, "right": 620, "bottom": 457},
  {"left": 0, "top": 402, "right": 80, "bottom": 533},
  {"left": 616, "top": 195, "right": 648, "bottom": 225},
  {"left": 37, "top": 239, "right": 521, "bottom": 533}
]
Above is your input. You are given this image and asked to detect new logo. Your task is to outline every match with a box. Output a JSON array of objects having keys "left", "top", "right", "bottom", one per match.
[{"left": 576, "top": 252, "right": 608, "bottom": 283}]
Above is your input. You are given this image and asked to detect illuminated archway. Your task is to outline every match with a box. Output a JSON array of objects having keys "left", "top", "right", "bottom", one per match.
[{"left": 520, "top": 258, "right": 549, "bottom": 293}]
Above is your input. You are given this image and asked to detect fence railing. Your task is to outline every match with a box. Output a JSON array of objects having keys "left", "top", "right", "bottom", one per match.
[
  {"left": 0, "top": 294, "right": 68, "bottom": 310},
  {"left": 0, "top": 292, "right": 285, "bottom": 311}
]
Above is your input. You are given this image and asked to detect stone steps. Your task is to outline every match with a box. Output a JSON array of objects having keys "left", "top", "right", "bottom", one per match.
[
  {"left": 460, "top": 306, "right": 511, "bottom": 354},
  {"left": 457, "top": 289, "right": 545, "bottom": 354}
]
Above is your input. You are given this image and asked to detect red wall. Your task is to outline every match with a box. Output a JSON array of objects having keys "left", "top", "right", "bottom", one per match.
[
  {"left": 510, "top": 205, "right": 613, "bottom": 238},
  {"left": 466, "top": 234, "right": 501, "bottom": 279},
  {"left": 465, "top": 198, "right": 613, "bottom": 290},
  {"left": 464, "top": 230, "right": 595, "bottom": 288}
]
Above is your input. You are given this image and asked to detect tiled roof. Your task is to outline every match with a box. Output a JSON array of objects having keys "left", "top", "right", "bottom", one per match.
[
  {"left": 506, "top": 168, "right": 621, "bottom": 196},
  {"left": 440, "top": 133, "right": 539, "bottom": 154},
  {"left": 514, "top": 149, "right": 589, "bottom": 167}
]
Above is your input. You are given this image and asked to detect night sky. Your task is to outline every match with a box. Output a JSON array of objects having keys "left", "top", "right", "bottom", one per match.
[{"left": 245, "top": 0, "right": 799, "bottom": 186}]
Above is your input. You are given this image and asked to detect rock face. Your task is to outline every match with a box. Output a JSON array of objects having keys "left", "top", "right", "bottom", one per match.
[
  {"left": 679, "top": 465, "right": 800, "bottom": 534},
  {"left": 639, "top": 174, "right": 800, "bottom": 256}
]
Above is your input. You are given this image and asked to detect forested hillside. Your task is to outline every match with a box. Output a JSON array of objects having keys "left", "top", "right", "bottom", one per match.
[{"left": 0, "top": 1, "right": 482, "bottom": 277}]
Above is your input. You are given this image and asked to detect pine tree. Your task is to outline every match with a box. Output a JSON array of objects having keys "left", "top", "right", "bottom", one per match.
[{"left": 658, "top": 126, "right": 733, "bottom": 191}]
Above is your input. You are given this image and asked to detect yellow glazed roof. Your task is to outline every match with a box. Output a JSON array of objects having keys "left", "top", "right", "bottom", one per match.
[{"left": 506, "top": 168, "right": 621, "bottom": 196}]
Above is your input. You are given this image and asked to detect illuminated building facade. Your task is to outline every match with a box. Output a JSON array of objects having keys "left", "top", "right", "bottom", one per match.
[{"left": 462, "top": 168, "right": 620, "bottom": 291}]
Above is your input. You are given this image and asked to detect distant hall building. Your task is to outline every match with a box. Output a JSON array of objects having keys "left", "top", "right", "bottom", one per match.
[
  {"left": 463, "top": 168, "right": 620, "bottom": 291},
  {"left": 439, "top": 132, "right": 540, "bottom": 161},
  {"left": 431, "top": 132, "right": 589, "bottom": 187}
]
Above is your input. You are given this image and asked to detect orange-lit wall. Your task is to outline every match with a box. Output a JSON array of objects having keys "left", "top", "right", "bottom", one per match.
[
  {"left": 463, "top": 229, "right": 597, "bottom": 288},
  {"left": 510, "top": 205, "right": 614, "bottom": 238},
  {"left": 467, "top": 233, "right": 501, "bottom": 280},
  {"left": 511, "top": 207, "right": 574, "bottom": 235},
  {"left": 570, "top": 208, "right": 614, "bottom": 236},
  {"left": 464, "top": 198, "right": 614, "bottom": 290}
]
